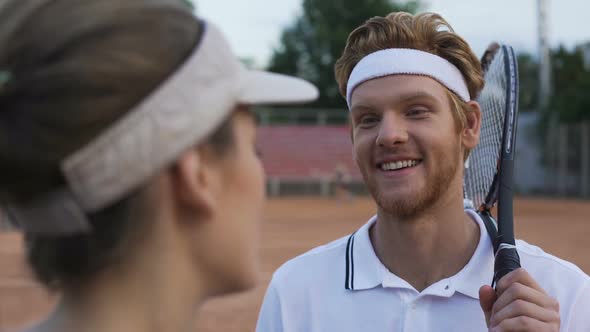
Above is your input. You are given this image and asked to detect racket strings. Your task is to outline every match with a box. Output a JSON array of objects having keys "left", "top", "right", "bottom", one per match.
[{"left": 465, "top": 50, "right": 507, "bottom": 209}]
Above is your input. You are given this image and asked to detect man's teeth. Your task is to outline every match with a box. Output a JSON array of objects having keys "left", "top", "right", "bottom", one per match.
[{"left": 381, "top": 160, "right": 419, "bottom": 171}]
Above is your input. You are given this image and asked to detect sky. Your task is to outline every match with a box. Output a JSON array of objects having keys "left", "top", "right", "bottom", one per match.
[{"left": 194, "top": 0, "right": 590, "bottom": 68}]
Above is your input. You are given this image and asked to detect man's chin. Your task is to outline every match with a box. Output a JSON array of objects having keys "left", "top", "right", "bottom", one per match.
[
  {"left": 371, "top": 192, "right": 425, "bottom": 219},
  {"left": 372, "top": 187, "right": 419, "bottom": 204}
]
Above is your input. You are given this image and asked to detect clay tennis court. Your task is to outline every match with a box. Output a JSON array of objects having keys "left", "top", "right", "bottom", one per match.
[{"left": 1, "top": 197, "right": 589, "bottom": 331}]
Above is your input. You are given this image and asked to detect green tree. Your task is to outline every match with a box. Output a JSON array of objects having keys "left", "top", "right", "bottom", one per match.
[
  {"left": 547, "top": 45, "right": 590, "bottom": 122},
  {"left": 535, "top": 46, "right": 590, "bottom": 172},
  {"left": 268, "top": 0, "right": 420, "bottom": 108},
  {"left": 516, "top": 53, "right": 539, "bottom": 111},
  {"left": 512, "top": 47, "right": 590, "bottom": 122},
  {"left": 183, "top": 0, "right": 195, "bottom": 10}
]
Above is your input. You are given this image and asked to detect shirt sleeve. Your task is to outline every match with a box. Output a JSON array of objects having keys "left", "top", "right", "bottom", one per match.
[
  {"left": 564, "top": 279, "right": 590, "bottom": 332},
  {"left": 256, "top": 278, "right": 284, "bottom": 332}
]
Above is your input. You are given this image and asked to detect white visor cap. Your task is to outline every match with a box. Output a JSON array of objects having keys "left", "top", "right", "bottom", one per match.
[{"left": 7, "top": 19, "right": 318, "bottom": 236}]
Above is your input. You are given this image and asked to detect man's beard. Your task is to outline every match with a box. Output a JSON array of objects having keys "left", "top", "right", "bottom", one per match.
[{"left": 365, "top": 146, "right": 461, "bottom": 220}]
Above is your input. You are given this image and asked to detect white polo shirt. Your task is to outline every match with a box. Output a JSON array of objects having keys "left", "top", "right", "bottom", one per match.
[{"left": 256, "top": 210, "right": 590, "bottom": 332}]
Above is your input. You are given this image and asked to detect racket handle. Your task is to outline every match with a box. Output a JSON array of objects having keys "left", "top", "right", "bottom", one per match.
[{"left": 493, "top": 245, "right": 521, "bottom": 288}]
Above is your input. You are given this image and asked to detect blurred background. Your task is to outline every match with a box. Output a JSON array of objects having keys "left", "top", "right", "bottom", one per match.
[
  {"left": 196, "top": 0, "right": 590, "bottom": 198},
  {"left": 1, "top": 0, "right": 589, "bottom": 331}
]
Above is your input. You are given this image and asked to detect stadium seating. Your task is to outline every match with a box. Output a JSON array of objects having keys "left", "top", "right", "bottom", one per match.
[{"left": 257, "top": 125, "right": 362, "bottom": 181}]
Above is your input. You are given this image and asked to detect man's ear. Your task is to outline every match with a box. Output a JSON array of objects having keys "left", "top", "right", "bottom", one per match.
[
  {"left": 462, "top": 101, "right": 482, "bottom": 150},
  {"left": 170, "top": 149, "right": 219, "bottom": 220}
]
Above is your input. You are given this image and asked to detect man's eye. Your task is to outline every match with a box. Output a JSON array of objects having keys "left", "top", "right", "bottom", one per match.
[
  {"left": 407, "top": 108, "right": 429, "bottom": 117},
  {"left": 359, "top": 115, "right": 379, "bottom": 126}
]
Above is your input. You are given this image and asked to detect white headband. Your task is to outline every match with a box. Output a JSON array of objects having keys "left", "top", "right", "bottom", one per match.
[
  {"left": 346, "top": 48, "right": 470, "bottom": 107},
  {"left": 7, "top": 20, "right": 318, "bottom": 235}
]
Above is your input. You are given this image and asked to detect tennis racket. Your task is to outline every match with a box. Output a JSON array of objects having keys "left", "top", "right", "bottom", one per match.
[{"left": 464, "top": 42, "right": 521, "bottom": 287}]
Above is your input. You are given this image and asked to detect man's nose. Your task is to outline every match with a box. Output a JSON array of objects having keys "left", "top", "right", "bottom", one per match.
[{"left": 376, "top": 112, "right": 408, "bottom": 147}]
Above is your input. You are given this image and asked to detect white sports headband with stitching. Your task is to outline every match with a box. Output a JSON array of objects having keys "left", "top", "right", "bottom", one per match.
[{"left": 346, "top": 48, "right": 471, "bottom": 108}]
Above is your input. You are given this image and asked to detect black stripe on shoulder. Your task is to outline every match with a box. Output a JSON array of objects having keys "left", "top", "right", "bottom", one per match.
[
  {"left": 350, "top": 233, "right": 355, "bottom": 290},
  {"left": 345, "top": 232, "right": 356, "bottom": 290}
]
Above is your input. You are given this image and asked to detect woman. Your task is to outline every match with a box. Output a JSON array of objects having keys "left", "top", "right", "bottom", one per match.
[{"left": 0, "top": 0, "right": 317, "bottom": 331}]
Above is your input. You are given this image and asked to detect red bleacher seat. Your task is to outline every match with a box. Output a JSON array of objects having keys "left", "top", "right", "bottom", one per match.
[{"left": 257, "top": 126, "right": 362, "bottom": 180}]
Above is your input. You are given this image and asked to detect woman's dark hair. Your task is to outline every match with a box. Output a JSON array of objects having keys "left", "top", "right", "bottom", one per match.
[{"left": 0, "top": 0, "right": 234, "bottom": 290}]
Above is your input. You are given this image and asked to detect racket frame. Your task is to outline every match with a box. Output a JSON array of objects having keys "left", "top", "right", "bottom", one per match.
[{"left": 473, "top": 44, "right": 521, "bottom": 286}]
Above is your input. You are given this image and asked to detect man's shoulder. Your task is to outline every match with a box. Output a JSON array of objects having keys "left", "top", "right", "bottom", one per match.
[
  {"left": 516, "top": 239, "right": 588, "bottom": 281},
  {"left": 516, "top": 238, "right": 589, "bottom": 303},
  {"left": 271, "top": 234, "right": 351, "bottom": 289},
  {"left": 516, "top": 239, "right": 590, "bottom": 329}
]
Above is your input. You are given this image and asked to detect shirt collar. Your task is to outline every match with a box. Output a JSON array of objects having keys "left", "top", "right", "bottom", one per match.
[
  {"left": 344, "top": 210, "right": 495, "bottom": 299},
  {"left": 344, "top": 215, "right": 383, "bottom": 290}
]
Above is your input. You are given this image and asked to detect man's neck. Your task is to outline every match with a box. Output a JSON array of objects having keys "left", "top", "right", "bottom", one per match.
[{"left": 370, "top": 191, "right": 480, "bottom": 292}]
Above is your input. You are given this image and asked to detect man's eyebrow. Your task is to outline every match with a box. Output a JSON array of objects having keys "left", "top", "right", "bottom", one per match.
[
  {"left": 393, "top": 91, "right": 441, "bottom": 104},
  {"left": 350, "top": 90, "right": 441, "bottom": 113},
  {"left": 349, "top": 104, "right": 375, "bottom": 114}
]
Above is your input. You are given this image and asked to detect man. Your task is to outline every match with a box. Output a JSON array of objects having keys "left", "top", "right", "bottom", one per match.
[{"left": 256, "top": 12, "right": 589, "bottom": 331}]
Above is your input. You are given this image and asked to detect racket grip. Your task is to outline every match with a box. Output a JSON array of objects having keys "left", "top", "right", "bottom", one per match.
[{"left": 493, "top": 246, "right": 521, "bottom": 287}]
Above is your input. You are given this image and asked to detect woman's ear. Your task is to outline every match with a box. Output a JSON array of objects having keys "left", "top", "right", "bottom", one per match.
[
  {"left": 462, "top": 101, "right": 482, "bottom": 150},
  {"left": 170, "top": 149, "right": 219, "bottom": 220}
]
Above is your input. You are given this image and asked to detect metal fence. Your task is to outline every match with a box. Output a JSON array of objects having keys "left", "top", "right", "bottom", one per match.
[
  {"left": 255, "top": 107, "right": 349, "bottom": 126},
  {"left": 266, "top": 177, "right": 368, "bottom": 197},
  {"left": 543, "top": 120, "right": 590, "bottom": 197},
  {"left": 514, "top": 113, "right": 589, "bottom": 198}
]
